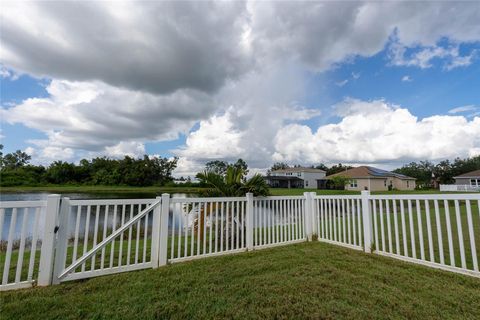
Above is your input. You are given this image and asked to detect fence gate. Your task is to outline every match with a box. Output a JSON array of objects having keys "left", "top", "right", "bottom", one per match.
[{"left": 52, "top": 198, "right": 162, "bottom": 284}]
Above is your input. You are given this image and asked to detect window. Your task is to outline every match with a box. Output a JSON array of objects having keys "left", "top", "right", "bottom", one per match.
[
  {"left": 305, "top": 181, "right": 309, "bottom": 187},
  {"left": 350, "top": 179, "right": 358, "bottom": 188},
  {"left": 471, "top": 179, "right": 480, "bottom": 186},
  {"left": 384, "top": 180, "right": 387, "bottom": 187},
  {"left": 297, "top": 172, "right": 302, "bottom": 177},
  {"left": 407, "top": 181, "right": 409, "bottom": 188}
]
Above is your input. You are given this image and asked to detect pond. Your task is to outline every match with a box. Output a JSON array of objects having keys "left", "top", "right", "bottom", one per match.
[{"left": 0, "top": 192, "right": 198, "bottom": 241}]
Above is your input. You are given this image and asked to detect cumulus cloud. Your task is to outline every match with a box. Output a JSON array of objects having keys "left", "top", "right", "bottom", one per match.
[
  {"left": 2, "top": 1, "right": 480, "bottom": 92},
  {"left": 175, "top": 63, "right": 321, "bottom": 175},
  {"left": 0, "top": 1, "right": 252, "bottom": 94},
  {"left": 1, "top": 79, "right": 215, "bottom": 158},
  {"left": 401, "top": 75, "right": 412, "bottom": 82},
  {"left": 273, "top": 99, "right": 480, "bottom": 164},
  {"left": 249, "top": 1, "right": 480, "bottom": 71}
]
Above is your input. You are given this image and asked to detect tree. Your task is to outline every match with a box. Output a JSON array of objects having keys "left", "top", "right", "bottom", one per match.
[
  {"left": 232, "top": 158, "right": 249, "bottom": 176},
  {"left": 394, "top": 161, "right": 434, "bottom": 188},
  {"left": 1, "top": 149, "right": 32, "bottom": 169},
  {"left": 205, "top": 160, "right": 229, "bottom": 175},
  {"left": 267, "top": 162, "right": 289, "bottom": 175},
  {"left": 330, "top": 176, "right": 351, "bottom": 189},
  {"left": 313, "top": 164, "right": 329, "bottom": 171},
  {"left": 326, "top": 163, "right": 352, "bottom": 176},
  {"left": 196, "top": 166, "right": 269, "bottom": 197},
  {"left": 45, "top": 161, "right": 78, "bottom": 184},
  {"left": 195, "top": 166, "right": 269, "bottom": 242}
]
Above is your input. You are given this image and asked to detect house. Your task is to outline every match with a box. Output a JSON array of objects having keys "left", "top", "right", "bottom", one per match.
[
  {"left": 325, "top": 166, "right": 416, "bottom": 191},
  {"left": 265, "top": 167, "right": 326, "bottom": 189},
  {"left": 453, "top": 169, "right": 480, "bottom": 187}
]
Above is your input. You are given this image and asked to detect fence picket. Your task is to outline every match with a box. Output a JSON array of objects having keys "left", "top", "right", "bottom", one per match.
[
  {"left": 434, "top": 200, "right": 445, "bottom": 265},
  {"left": 424, "top": 200, "right": 434, "bottom": 262},
  {"left": 27, "top": 208, "right": 41, "bottom": 281},
  {"left": 444, "top": 200, "right": 455, "bottom": 266},
  {"left": 408, "top": 200, "right": 416, "bottom": 259},
  {"left": 415, "top": 200, "right": 425, "bottom": 261},
  {"left": 454, "top": 200, "right": 466, "bottom": 269},
  {"left": 465, "top": 200, "right": 478, "bottom": 272},
  {"left": 386, "top": 200, "right": 392, "bottom": 253}
]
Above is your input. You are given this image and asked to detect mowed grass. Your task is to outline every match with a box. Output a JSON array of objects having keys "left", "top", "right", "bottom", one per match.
[{"left": 1, "top": 241, "right": 479, "bottom": 320}]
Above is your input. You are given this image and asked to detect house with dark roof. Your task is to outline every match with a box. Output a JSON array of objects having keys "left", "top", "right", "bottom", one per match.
[
  {"left": 326, "top": 166, "right": 416, "bottom": 191},
  {"left": 454, "top": 169, "right": 480, "bottom": 187},
  {"left": 265, "top": 167, "right": 326, "bottom": 189}
]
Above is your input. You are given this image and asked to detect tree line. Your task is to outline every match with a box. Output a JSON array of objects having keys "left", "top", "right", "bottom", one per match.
[
  {"left": 1, "top": 143, "right": 479, "bottom": 189},
  {"left": 268, "top": 162, "right": 353, "bottom": 176},
  {"left": 0, "top": 145, "right": 178, "bottom": 187},
  {"left": 393, "top": 156, "right": 480, "bottom": 188}
]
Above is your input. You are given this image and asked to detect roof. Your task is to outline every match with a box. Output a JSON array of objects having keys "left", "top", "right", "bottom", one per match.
[
  {"left": 270, "top": 167, "right": 326, "bottom": 173},
  {"left": 264, "top": 176, "right": 303, "bottom": 181},
  {"left": 326, "top": 166, "right": 415, "bottom": 180},
  {"left": 454, "top": 169, "right": 480, "bottom": 179}
]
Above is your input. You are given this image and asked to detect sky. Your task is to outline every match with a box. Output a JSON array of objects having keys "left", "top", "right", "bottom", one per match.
[{"left": 1, "top": 1, "right": 480, "bottom": 177}]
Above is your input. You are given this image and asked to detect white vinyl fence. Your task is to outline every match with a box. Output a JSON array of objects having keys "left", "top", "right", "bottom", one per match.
[
  {"left": 440, "top": 184, "right": 480, "bottom": 192},
  {"left": 314, "top": 192, "right": 480, "bottom": 278},
  {"left": 1, "top": 192, "right": 479, "bottom": 291}
]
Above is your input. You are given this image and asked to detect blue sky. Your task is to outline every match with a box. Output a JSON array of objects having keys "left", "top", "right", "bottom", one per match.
[{"left": 1, "top": 1, "right": 480, "bottom": 175}]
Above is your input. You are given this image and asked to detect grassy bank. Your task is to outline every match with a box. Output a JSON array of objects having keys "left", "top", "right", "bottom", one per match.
[
  {"left": 1, "top": 242, "right": 479, "bottom": 319},
  {"left": 0, "top": 185, "right": 205, "bottom": 195},
  {"left": 1, "top": 185, "right": 450, "bottom": 196}
]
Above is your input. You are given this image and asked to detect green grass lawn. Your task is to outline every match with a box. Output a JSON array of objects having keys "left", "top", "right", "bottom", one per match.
[{"left": 1, "top": 241, "right": 479, "bottom": 320}]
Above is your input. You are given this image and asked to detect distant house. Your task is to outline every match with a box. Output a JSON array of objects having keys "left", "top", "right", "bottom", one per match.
[
  {"left": 265, "top": 167, "right": 326, "bottom": 189},
  {"left": 326, "top": 166, "right": 416, "bottom": 191},
  {"left": 454, "top": 170, "right": 480, "bottom": 187}
]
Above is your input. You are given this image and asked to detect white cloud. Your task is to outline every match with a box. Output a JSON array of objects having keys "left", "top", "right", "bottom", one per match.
[
  {"left": 175, "top": 63, "right": 321, "bottom": 175},
  {"left": 105, "top": 141, "right": 146, "bottom": 159},
  {"left": 390, "top": 42, "right": 477, "bottom": 70},
  {"left": 401, "top": 75, "right": 412, "bottom": 82},
  {"left": 0, "top": 1, "right": 252, "bottom": 95},
  {"left": 0, "top": 66, "right": 19, "bottom": 80},
  {"left": 448, "top": 105, "right": 477, "bottom": 114},
  {"left": 1, "top": 80, "right": 215, "bottom": 159},
  {"left": 2, "top": 1, "right": 480, "bottom": 92},
  {"left": 335, "top": 79, "right": 349, "bottom": 87},
  {"left": 352, "top": 72, "right": 360, "bottom": 80},
  {"left": 273, "top": 99, "right": 480, "bottom": 164}
]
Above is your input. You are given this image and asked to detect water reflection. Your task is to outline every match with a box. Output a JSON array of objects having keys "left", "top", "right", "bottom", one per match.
[{"left": 0, "top": 192, "right": 196, "bottom": 240}]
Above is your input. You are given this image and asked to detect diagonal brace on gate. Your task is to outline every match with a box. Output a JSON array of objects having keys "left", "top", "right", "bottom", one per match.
[{"left": 57, "top": 199, "right": 162, "bottom": 281}]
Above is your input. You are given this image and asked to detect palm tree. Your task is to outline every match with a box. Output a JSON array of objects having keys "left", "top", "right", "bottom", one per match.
[{"left": 194, "top": 166, "right": 269, "bottom": 243}]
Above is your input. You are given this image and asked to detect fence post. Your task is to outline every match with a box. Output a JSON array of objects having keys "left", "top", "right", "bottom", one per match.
[
  {"left": 158, "top": 193, "right": 170, "bottom": 266},
  {"left": 310, "top": 192, "right": 318, "bottom": 237},
  {"left": 37, "top": 194, "right": 61, "bottom": 286},
  {"left": 151, "top": 196, "right": 162, "bottom": 268},
  {"left": 361, "top": 190, "right": 373, "bottom": 253},
  {"left": 246, "top": 193, "right": 254, "bottom": 250},
  {"left": 52, "top": 197, "right": 70, "bottom": 285},
  {"left": 304, "top": 192, "right": 313, "bottom": 241}
]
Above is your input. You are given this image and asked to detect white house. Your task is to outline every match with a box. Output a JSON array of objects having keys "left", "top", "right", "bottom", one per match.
[{"left": 265, "top": 167, "right": 326, "bottom": 189}]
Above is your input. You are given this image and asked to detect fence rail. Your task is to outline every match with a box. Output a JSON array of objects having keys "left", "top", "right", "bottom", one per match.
[{"left": 1, "top": 191, "right": 479, "bottom": 291}]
